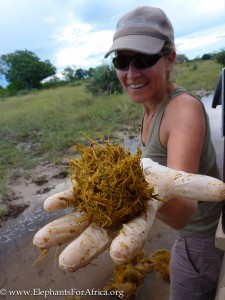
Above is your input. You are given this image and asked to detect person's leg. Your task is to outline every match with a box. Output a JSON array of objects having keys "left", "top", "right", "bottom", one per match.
[{"left": 169, "top": 236, "right": 223, "bottom": 300}]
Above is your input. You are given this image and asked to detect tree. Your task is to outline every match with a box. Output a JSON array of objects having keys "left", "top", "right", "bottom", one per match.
[
  {"left": 75, "top": 68, "right": 87, "bottom": 80},
  {"left": 86, "top": 67, "right": 95, "bottom": 78},
  {"left": 63, "top": 65, "right": 87, "bottom": 81},
  {"left": 175, "top": 54, "right": 189, "bottom": 63},
  {"left": 0, "top": 49, "right": 56, "bottom": 89},
  {"left": 63, "top": 65, "right": 77, "bottom": 81},
  {"left": 201, "top": 53, "right": 212, "bottom": 60},
  {"left": 215, "top": 49, "right": 225, "bottom": 67},
  {"left": 85, "top": 64, "right": 123, "bottom": 96}
]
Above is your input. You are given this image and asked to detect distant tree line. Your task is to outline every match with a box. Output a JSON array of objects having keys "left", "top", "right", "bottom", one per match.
[
  {"left": 176, "top": 49, "right": 225, "bottom": 65},
  {"left": 0, "top": 48, "right": 225, "bottom": 98}
]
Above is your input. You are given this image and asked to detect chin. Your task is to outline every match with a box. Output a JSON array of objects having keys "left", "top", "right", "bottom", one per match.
[{"left": 130, "top": 96, "right": 146, "bottom": 104}]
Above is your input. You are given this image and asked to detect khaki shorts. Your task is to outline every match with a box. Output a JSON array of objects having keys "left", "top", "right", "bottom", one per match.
[{"left": 169, "top": 235, "right": 224, "bottom": 300}]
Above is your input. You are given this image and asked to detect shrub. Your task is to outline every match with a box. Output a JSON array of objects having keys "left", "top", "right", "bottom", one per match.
[
  {"left": 85, "top": 64, "right": 123, "bottom": 96},
  {"left": 215, "top": 49, "right": 225, "bottom": 67}
]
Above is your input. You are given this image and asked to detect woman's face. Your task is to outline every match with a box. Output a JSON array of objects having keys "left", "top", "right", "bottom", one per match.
[{"left": 115, "top": 50, "right": 175, "bottom": 105}]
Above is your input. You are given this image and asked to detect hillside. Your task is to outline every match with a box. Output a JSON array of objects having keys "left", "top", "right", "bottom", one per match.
[{"left": 172, "top": 59, "right": 221, "bottom": 91}]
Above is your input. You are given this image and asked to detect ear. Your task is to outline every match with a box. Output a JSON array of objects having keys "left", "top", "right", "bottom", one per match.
[
  {"left": 166, "top": 50, "right": 176, "bottom": 72},
  {"left": 169, "top": 50, "right": 176, "bottom": 63}
]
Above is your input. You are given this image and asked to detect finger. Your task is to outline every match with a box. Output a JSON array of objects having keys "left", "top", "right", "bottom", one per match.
[
  {"left": 110, "top": 199, "right": 159, "bottom": 265},
  {"left": 44, "top": 189, "right": 76, "bottom": 211},
  {"left": 59, "top": 223, "right": 112, "bottom": 272},
  {"left": 33, "top": 211, "right": 89, "bottom": 249}
]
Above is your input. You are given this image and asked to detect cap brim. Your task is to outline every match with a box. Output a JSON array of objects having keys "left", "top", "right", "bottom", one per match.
[{"left": 104, "top": 35, "right": 165, "bottom": 58}]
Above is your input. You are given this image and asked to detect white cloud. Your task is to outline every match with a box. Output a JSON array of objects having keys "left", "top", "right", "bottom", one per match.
[
  {"left": 176, "top": 24, "right": 225, "bottom": 56},
  {"left": 54, "top": 22, "right": 93, "bottom": 44},
  {"left": 53, "top": 21, "right": 114, "bottom": 69},
  {"left": 43, "top": 16, "right": 57, "bottom": 25},
  {"left": 55, "top": 31, "right": 113, "bottom": 68}
]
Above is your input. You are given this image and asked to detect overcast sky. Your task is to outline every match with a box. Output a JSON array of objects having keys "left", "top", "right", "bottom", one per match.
[{"left": 0, "top": 0, "right": 224, "bottom": 86}]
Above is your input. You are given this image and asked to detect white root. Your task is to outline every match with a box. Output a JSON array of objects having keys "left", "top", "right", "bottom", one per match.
[
  {"left": 59, "top": 223, "right": 111, "bottom": 272},
  {"left": 33, "top": 211, "right": 89, "bottom": 249},
  {"left": 142, "top": 158, "right": 225, "bottom": 202},
  {"left": 43, "top": 189, "right": 75, "bottom": 211},
  {"left": 170, "top": 172, "right": 225, "bottom": 201},
  {"left": 110, "top": 199, "right": 160, "bottom": 265}
]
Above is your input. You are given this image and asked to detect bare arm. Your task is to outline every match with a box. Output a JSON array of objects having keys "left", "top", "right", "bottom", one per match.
[{"left": 157, "top": 94, "right": 206, "bottom": 229}]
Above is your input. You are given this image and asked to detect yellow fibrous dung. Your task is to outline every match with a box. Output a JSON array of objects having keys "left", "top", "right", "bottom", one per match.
[{"left": 69, "top": 137, "right": 157, "bottom": 229}]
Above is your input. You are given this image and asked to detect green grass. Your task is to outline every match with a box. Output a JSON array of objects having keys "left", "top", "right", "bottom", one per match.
[
  {"left": 172, "top": 59, "right": 222, "bottom": 91},
  {"left": 0, "top": 85, "right": 143, "bottom": 199}
]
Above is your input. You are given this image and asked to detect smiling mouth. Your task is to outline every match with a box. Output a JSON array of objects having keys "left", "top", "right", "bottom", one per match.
[{"left": 129, "top": 83, "right": 147, "bottom": 89}]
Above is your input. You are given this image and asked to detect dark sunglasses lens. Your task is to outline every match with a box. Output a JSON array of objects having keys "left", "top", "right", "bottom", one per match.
[
  {"left": 113, "top": 56, "right": 130, "bottom": 70},
  {"left": 113, "top": 53, "right": 162, "bottom": 71},
  {"left": 134, "top": 54, "right": 162, "bottom": 68}
]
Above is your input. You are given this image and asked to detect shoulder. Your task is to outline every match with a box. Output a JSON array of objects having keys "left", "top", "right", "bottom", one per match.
[
  {"left": 168, "top": 91, "right": 203, "bottom": 111},
  {"left": 164, "top": 92, "right": 205, "bottom": 125}
]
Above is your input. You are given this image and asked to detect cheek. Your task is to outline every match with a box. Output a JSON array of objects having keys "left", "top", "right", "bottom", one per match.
[
  {"left": 116, "top": 70, "right": 123, "bottom": 81},
  {"left": 116, "top": 70, "right": 126, "bottom": 87}
]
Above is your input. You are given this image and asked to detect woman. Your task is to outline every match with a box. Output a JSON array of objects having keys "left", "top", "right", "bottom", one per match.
[{"left": 105, "top": 6, "right": 223, "bottom": 300}]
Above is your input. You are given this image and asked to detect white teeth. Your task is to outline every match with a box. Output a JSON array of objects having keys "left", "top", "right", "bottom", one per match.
[{"left": 129, "top": 83, "right": 145, "bottom": 89}]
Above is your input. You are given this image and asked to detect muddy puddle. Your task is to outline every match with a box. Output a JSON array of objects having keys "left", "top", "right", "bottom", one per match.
[{"left": 0, "top": 93, "right": 223, "bottom": 300}]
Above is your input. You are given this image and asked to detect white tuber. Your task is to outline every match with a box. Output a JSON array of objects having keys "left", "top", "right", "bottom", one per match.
[
  {"left": 142, "top": 158, "right": 225, "bottom": 201},
  {"left": 33, "top": 211, "right": 89, "bottom": 249},
  {"left": 43, "top": 189, "right": 74, "bottom": 211},
  {"left": 59, "top": 223, "right": 111, "bottom": 272},
  {"left": 110, "top": 199, "right": 161, "bottom": 264}
]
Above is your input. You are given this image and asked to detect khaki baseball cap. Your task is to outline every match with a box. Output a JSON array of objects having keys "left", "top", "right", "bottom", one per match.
[{"left": 104, "top": 6, "right": 174, "bottom": 58}]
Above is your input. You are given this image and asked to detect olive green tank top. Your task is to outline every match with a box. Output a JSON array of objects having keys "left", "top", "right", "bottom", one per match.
[{"left": 139, "top": 87, "right": 222, "bottom": 237}]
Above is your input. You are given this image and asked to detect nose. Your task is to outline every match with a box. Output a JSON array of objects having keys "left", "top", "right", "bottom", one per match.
[{"left": 127, "top": 61, "right": 141, "bottom": 77}]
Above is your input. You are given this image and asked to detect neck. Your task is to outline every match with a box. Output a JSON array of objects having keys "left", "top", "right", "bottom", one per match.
[
  {"left": 143, "top": 83, "right": 175, "bottom": 116},
  {"left": 144, "top": 104, "right": 158, "bottom": 133}
]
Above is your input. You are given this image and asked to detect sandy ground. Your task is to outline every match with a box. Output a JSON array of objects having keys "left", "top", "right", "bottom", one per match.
[{"left": 0, "top": 158, "right": 69, "bottom": 220}]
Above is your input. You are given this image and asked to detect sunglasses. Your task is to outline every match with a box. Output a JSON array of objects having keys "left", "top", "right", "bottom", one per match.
[{"left": 112, "top": 52, "right": 164, "bottom": 71}]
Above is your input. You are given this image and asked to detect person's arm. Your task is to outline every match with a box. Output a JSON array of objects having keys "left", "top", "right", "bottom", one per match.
[{"left": 157, "top": 93, "right": 206, "bottom": 229}]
